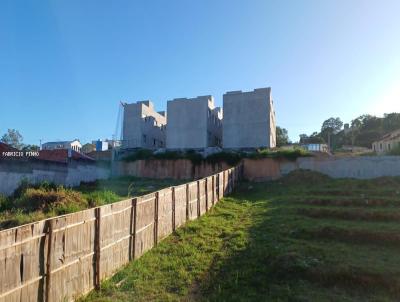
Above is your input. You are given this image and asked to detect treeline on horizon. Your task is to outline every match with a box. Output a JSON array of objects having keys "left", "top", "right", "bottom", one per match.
[{"left": 294, "top": 113, "right": 400, "bottom": 149}]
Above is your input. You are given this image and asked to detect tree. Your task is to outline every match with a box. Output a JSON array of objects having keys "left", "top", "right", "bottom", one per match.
[
  {"left": 299, "top": 132, "right": 325, "bottom": 144},
  {"left": 321, "top": 117, "right": 343, "bottom": 134},
  {"left": 1, "top": 129, "right": 24, "bottom": 149},
  {"left": 299, "top": 134, "right": 308, "bottom": 144},
  {"left": 321, "top": 117, "right": 343, "bottom": 149},
  {"left": 383, "top": 113, "right": 400, "bottom": 132},
  {"left": 276, "top": 126, "right": 290, "bottom": 147},
  {"left": 22, "top": 144, "right": 40, "bottom": 152}
]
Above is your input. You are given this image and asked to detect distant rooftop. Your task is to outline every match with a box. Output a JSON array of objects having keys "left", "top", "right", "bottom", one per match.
[
  {"left": 225, "top": 87, "right": 271, "bottom": 95},
  {"left": 43, "top": 139, "right": 80, "bottom": 145},
  {"left": 0, "top": 142, "right": 18, "bottom": 153},
  {"left": 38, "top": 149, "right": 94, "bottom": 163}
]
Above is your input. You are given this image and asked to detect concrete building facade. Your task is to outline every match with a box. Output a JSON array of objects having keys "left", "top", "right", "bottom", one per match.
[
  {"left": 223, "top": 87, "right": 276, "bottom": 149},
  {"left": 122, "top": 100, "right": 167, "bottom": 149},
  {"left": 166, "top": 95, "right": 222, "bottom": 149}
]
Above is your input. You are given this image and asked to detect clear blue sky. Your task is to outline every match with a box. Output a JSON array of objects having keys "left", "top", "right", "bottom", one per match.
[{"left": 1, "top": 0, "right": 400, "bottom": 145}]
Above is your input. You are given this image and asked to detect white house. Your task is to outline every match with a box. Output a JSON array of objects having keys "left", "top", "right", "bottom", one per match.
[
  {"left": 372, "top": 129, "right": 400, "bottom": 154},
  {"left": 41, "top": 139, "right": 82, "bottom": 152}
]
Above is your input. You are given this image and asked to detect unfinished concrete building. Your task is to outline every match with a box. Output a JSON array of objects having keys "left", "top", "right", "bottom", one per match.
[
  {"left": 122, "top": 100, "right": 167, "bottom": 149},
  {"left": 166, "top": 95, "right": 222, "bottom": 149},
  {"left": 223, "top": 87, "right": 276, "bottom": 149}
]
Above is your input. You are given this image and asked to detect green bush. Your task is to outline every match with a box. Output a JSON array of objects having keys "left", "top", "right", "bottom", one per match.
[
  {"left": 14, "top": 186, "right": 86, "bottom": 212},
  {"left": 122, "top": 149, "right": 154, "bottom": 162},
  {"left": 0, "top": 194, "right": 10, "bottom": 211},
  {"left": 246, "top": 148, "right": 312, "bottom": 161},
  {"left": 387, "top": 145, "right": 400, "bottom": 156},
  {"left": 206, "top": 151, "right": 243, "bottom": 166},
  {"left": 85, "top": 190, "right": 120, "bottom": 207},
  {"left": 123, "top": 149, "right": 203, "bottom": 165},
  {"left": 121, "top": 148, "right": 311, "bottom": 165}
]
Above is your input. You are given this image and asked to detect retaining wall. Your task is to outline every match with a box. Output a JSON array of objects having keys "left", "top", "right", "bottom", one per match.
[
  {"left": 243, "top": 156, "right": 400, "bottom": 181},
  {"left": 112, "top": 159, "right": 230, "bottom": 179},
  {"left": 0, "top": 160, "right": 110, "bottom": 196}
]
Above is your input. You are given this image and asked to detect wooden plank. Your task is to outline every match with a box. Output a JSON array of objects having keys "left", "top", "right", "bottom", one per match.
[
  {"left": 174, "top": 184, "right": 187, "bottom": 228},
  {"left": 156, "top": 188, "right": 173, "bottom": 241},
  {"left": 45, "top": 219, "right": 54, "bottom": 302},
  {"left": 134, "top": 193, "right": 156, "bottom": 259}
]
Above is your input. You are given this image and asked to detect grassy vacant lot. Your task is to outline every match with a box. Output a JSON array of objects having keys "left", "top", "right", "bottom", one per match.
[
  {"left": 0, "top": 177, "right": 182, "bottom": 230},
  {"left": 82, "top": 171, "right": 400, "bottom": 302}
]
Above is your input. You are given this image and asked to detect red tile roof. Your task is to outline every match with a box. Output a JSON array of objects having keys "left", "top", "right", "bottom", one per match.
[
  {"left": 0, "top": 142, "right": 18, "bottom": 153},
  {"left": 38, "top": 149, "right": 95, "bottom": 163}
]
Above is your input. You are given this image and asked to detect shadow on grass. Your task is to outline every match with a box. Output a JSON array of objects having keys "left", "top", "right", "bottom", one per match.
[{"left": 195, "top": 184, "right": 400, "bottom": 301}]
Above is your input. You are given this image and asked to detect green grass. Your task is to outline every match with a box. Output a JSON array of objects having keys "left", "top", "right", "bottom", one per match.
[
  {"left": 0, "top": 177, "right": 183, "bottom": 230},
  {"left": 81, "top": 171, "right": 400, "bottom": 302}
]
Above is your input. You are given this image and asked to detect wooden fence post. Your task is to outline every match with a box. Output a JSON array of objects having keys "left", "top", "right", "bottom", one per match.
[
  {"left": 227, "top": 171, "right": 230, "bottom": 193},
  {"left": 185, "top": 183, "right": 189, "bottom": 221},
  {"left": 197, "top": 180, "right": 200, "bottom": 217},
  {"left": 130, "top": 198, "right": 137, "bottom": 261},
  {"left": 172, "top": 187, "right": 176, "bottom": 232},
  {"left": 212, "top": 175, "right": 215, "bottom": 206},
  {"left": 45, "top": 219, "right": 54, "bottom": 302},
  {"left": 229, "top": 170, "right": 232, "bottom": 193},
  {"left": 222, "top": 171, "right": 225, "bottom": 197},
  {"left": 232, "top": 170, "right": 234, "bottom": 191},
  {"left": 216, "top": 174, "right": 220, "bottom": 201},
  {"left": 205, "top": 178, "right": 208, "bottom": 212},
  {"left": 154, "top": 192, "right": 159, "bottom": 246},
  {"left": 94, "top": 207, "right": 101, "bottom": 290}
]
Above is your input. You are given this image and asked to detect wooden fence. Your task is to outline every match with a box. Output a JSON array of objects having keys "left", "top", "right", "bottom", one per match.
[{"left": 0, "top": 165, "right": 243, "bottom": 302}]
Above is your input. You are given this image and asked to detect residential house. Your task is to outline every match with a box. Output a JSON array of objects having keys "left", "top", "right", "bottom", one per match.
[
  {"left": 41, "top": 139, "right": 82, "bottom": 152},
  {"left": 372, "top": 129, "right": 400, "bottom": 154}
]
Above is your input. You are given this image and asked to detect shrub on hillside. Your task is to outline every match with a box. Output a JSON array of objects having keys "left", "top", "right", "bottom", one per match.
[
  {"left": 123, "top": 149, "right": 203, "bottom": 164},
  {"left": 279, "top": 169, "right": 331, "bottom": 186},
  {"left": 387, "top": 145, "right": 400, "bottom": 156},
  {"left": 85, "top": 190, "right": 120, "bottom": 207},
  {"left": 247, "top": 148, "right": 312, "bottom": 161},
  {"left": 14, "top": 187, "right": 87, "bottom": 213},
  {"left": 206, "top": 151, "right": 243, "bottom": 166},
  {"left": 0, "top": 194, "right": 9, "bottom": 211},
  {"left": 122, "top": 147, "right": 311, "bottom": 165}
]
